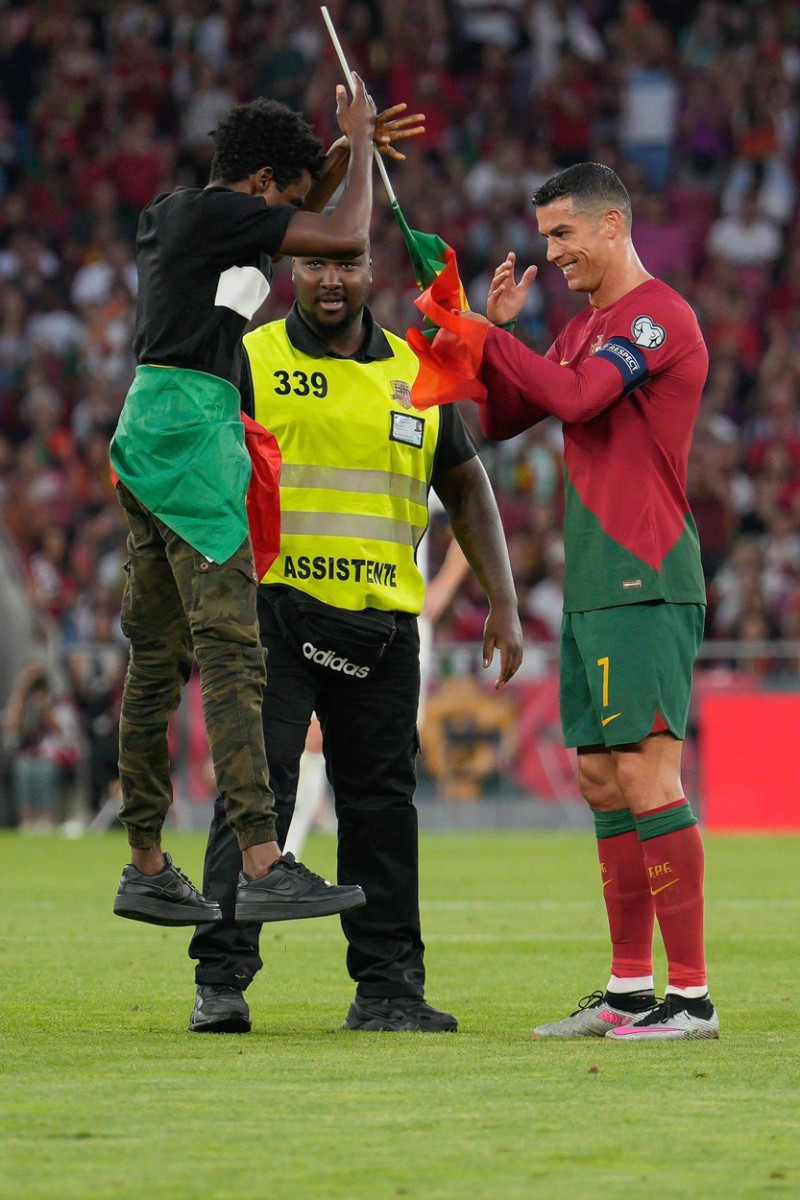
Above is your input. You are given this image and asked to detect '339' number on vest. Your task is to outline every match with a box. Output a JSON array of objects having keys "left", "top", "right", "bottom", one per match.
[{"left": 273, "top": 370, "right": 328, "bottom": 398}]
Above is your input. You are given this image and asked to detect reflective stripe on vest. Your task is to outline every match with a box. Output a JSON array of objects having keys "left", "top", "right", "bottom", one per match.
[
  {"left": 281, "top": 510, "right": 419, "bottom": 547},
  {"left": 281, "top": 464, "right": 429, "bottom": 511},
  {"left": 244, "top": 319, "right": 440, "bottom": 613}
]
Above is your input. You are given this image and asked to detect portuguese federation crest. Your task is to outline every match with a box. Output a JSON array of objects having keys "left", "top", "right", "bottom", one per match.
[{"left": 391, "top": 379, "right": 413, "bottom": 409}]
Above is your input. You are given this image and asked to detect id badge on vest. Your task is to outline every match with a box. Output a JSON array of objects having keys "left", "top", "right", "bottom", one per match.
[{"left": 390, "top": 411, "right": 425, "bottom": 449}]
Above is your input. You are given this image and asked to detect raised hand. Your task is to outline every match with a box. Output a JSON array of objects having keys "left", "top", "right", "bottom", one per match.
[
  {"left": 335, "top": 74, "right": 377, "bottom": 143},
  {"left": 487, "top": 251, "right": 538, "bottom": 327},
  {"left": 374, "top": 103, "right": 426, "bottom": 160}
]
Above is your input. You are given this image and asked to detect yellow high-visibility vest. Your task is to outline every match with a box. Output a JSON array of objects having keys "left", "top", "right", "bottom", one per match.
[{"left": 244, "top": 319, "right": 441, "bottom": 613}]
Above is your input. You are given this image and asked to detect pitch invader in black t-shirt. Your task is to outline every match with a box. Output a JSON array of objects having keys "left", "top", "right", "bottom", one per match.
[
  {"left": 111, "top": 80, "right": 426, "bottom": 949},
  {"left": 132, "top": 88, "right": 424, "bottom": 387}
]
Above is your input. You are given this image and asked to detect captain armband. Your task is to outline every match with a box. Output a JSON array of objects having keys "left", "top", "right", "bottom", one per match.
[{"left": 592, "top": 337, "right": 650, "bottom": 396}]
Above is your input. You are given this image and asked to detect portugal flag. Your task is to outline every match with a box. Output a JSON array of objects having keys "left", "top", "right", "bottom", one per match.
[
  {"left": 392, "top": 200, "right": 468, "bottom": 306},
  {"left": 392, "top": 201, "right": 487, "bottom": 409},
  {"left": 406, "top": 250, "right": 489, "bottom": 410},
  {"left": 241, "top": 412, "right": 282, "bottom": 580}
]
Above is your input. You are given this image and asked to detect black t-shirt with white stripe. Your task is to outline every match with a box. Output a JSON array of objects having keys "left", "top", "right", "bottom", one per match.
[{"left": 133, "top": 186, "right": 294, "bottom": 385}]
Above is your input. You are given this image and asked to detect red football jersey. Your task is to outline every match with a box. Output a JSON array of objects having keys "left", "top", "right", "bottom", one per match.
[{"left": 480, "top": 278, "right": 708, "bottom": 611}]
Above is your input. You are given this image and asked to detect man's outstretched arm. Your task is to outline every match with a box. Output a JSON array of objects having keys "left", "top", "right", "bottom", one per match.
[{"left": 482, "top": 325, "right": 643, "bottom": 424}]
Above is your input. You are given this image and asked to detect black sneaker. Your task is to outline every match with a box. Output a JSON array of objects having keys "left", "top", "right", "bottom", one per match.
[
  {"left": 234, "top": 852, "right": 366, "bottom": 923},
  {"left": 189, "top": 985, "right": 251, "bottom": 1034},
  {"left": 342, "top": 995, "right": 458, "bottom": 1032},
  {"left": 113, "top": 853, "right": 223, "bottom": 927}
]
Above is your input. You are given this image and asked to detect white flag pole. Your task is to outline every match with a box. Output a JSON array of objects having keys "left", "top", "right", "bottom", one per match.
[{"left": 320, "top": 5, "right": 398, "bottom": 206}]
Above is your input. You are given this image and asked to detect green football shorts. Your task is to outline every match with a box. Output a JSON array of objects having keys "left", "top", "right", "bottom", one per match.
[{"left": 559, "top": 601, "right": 705, "bottom": 748}]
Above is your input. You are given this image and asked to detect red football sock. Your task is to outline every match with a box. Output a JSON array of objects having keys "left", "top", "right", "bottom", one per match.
[
  {"left": 636, "top": 802, "right": 707, "bottom": 991},
  {"left": 596, "top": 827, "right": 655, "bottom": 980}
]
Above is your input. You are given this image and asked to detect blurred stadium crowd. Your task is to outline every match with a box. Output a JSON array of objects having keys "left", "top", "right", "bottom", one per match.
[{"left": 1, "top": 0, "right": 799, "bottom": 823}]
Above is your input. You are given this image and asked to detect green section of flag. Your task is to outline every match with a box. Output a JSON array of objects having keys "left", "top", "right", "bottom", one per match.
[
  {"left": 110, "top": 365, "right": 251, "bottom": 564},
  {"left": 391, "top": 200, "right": 450, "bottom": 290}
]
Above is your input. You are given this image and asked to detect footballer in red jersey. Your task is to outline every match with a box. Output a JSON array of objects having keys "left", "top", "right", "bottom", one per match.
[{"left": 473, "top": 162, "right": 718, "bottom": 1041}]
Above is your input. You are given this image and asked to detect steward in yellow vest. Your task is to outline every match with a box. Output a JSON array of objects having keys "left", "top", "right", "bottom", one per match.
[
  {"left": 189, "top": 250, "right": 523, "bottom": 1033},
  {"left": 245, "top": 311, "right": 437, "bottom": 615}
]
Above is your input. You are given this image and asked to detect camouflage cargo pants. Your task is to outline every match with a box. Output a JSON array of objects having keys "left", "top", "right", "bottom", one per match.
[{"left": 116, "top": 482, "right": 277, "bottom": 850}]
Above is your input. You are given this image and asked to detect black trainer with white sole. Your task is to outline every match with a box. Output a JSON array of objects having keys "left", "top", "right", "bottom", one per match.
[
  {"left": 234, "top": 852, "right": 366, "bottom": 923},
  {"left": 113, "top": 853, "right": 223, "bottom": 926}
]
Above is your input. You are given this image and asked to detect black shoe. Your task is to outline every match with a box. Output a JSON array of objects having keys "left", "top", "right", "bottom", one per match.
[
  {"left": 342, "top": 995, "right": 458, "bottom": 1032},
  {"left": 113, "top": 853, "right": 223, "bottom": 927},
  {"left": 234, "top": 853, "right": 366, "bottom": 923},
  {"left": 189, "top": 985, "right": 251, "bottom": 1034}
]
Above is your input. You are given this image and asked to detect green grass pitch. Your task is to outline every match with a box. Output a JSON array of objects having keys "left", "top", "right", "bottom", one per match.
[{"left": 1, "top": 828, "right": 798, "bottom": 1200}]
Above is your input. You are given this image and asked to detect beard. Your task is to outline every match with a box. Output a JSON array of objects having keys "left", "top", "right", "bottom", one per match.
[{"left": 300, "top": 299, "right": 364, "bottom": 340}]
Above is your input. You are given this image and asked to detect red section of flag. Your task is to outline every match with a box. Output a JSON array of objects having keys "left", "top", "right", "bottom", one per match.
[
  {"left": 407, "top": 250, "right": 489, "bottom": 409},
  {"left": 241, "top": 411, "right": 282, "bottom": 579}
]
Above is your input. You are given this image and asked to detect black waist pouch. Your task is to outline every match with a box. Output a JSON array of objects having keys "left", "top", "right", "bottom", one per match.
[{"left": 271, "top": 589, "right": 397, "bottom": 680}]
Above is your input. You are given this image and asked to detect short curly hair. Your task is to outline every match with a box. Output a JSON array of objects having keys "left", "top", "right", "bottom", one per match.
[{"left": 209, "top": 98, "right": 326, "bottom": 189}]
